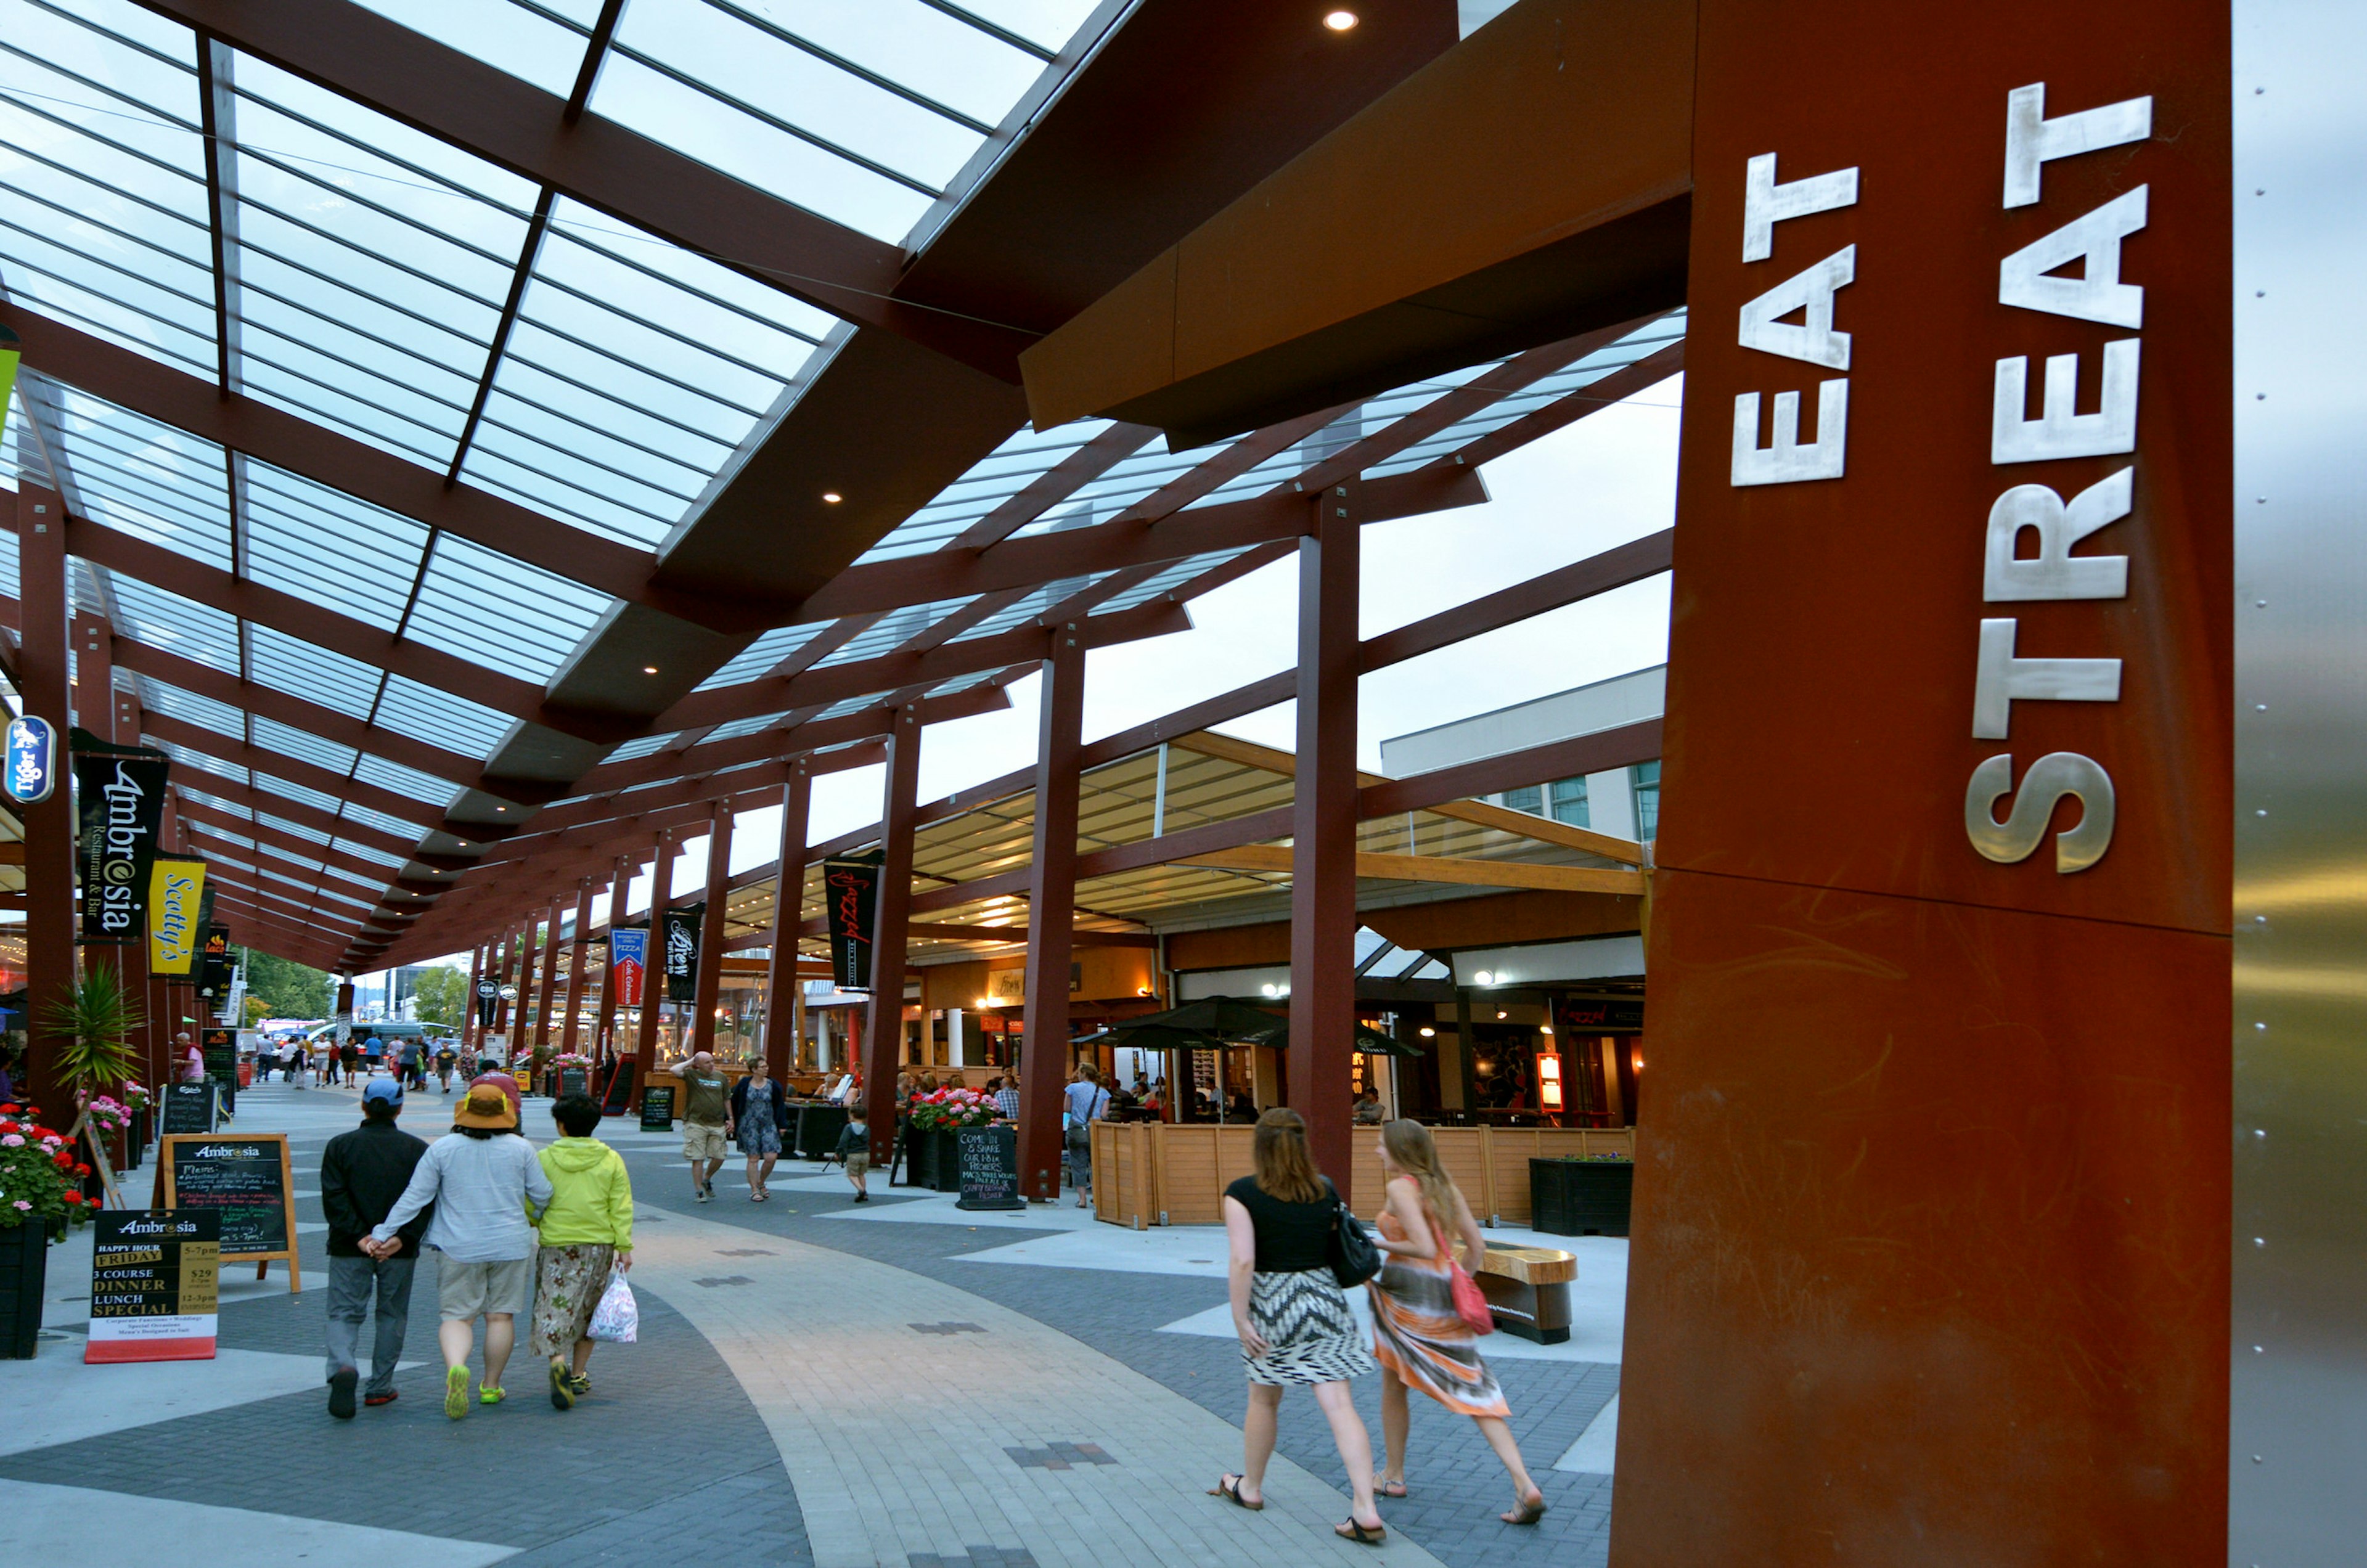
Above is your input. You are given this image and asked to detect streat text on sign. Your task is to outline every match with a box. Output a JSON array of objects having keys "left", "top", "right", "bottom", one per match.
[{"left": 1964, "top": 83, "right": 2151, "bottom": 873}]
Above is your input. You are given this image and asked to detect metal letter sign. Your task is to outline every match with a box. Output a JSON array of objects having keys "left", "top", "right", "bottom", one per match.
[
  {"left": 609, "top": 926, "right": 647, "bottom": 1008},
  {"left": 4, "top": 715, "right": 57, "bottom": 804}
]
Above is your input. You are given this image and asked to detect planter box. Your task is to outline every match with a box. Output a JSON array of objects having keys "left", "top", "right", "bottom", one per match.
[
  {"left": 1, "top": 1220, "right": 49, "bottom": 1360},
  {"left": 904, "top": 1127, "right": 964, "bottom": 1192},
  {"left": 1530, "top": 1157, "right": 1633, "bottom": 1237}
]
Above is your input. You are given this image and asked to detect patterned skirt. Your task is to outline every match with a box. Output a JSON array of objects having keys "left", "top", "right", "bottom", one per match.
[
  {"left": 1244, "top": 1268, "right": 1375, "bottom": 1386},
  {"left": 530, "top": 1243, "right": 616, "bottom": 1358},
  {"left": 737, "top": 1098, "right": 781, "bottom": 1156},
  {"left": 1368, "top": 1254, "right": 1509, "bottom": 1418}
]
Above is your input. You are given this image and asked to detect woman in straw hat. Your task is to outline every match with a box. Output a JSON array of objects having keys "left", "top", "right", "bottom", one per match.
[
  {"left": 1365, "top": 1118, "right": 1546, "bottom": 1525},
  {"left": 370, "top": 1074, "right": 553, "bottom": 1419}
]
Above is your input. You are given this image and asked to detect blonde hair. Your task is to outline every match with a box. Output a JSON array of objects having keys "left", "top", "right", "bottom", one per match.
[
  {"left": 1252, "top": 1107, "right": 1324, "bottom": 1204},
  {"left": 1381, "top": 1119, "right": 1460, "bottom": 1238}
]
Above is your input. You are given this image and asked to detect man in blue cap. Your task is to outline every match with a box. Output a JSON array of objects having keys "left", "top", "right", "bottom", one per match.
[{"left": 321, "top": 1076, "right": 430, "bottom": 1417}]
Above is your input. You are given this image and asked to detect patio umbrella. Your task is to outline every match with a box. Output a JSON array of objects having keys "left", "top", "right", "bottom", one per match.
[
  {"left": 1242, "top": 1018, "right": 1426, "bottom": 1058},
  {"left": 1104, "top": 995, "right": 1287, "bottom": 1039},
  {"left": 1073, "top": 1021, "right": 1232, "bottom": 1052}
]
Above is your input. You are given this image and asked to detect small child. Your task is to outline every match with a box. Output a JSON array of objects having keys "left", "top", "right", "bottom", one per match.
[{"left": 835, "top": 1104, "right": 870, "bottom": 1203}]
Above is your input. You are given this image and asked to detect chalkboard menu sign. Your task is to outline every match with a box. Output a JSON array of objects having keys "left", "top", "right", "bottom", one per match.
[
  {"left": 160, "top": 1081, "right": 217, "bottom": 1135},
  {"left": 955, "top": 1125, "right": 1023, "bottom": 1211},
  {"left": 601, "top": 1059, "right": 636, "bottom": 1117},
  {"left": 640, "top": 1083, "right": 676, "bottom": 1130},
  {"left": 85, "top": 1209, "right": 219, "bottom": 1364},
  {"left": 200, "top": 1026, "right": 239, "bottom": 1114},
  {"left": 557, "top": 1066, "right": 590, "bottom": 1101},
  {"left": 161, "top": 1133, "right": 298, "bottom": 1288}
]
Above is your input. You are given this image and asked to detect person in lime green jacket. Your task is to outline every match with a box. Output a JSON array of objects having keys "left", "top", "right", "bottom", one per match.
[{"left": 530, "top": 1093, "right": 634, "bottom": 1410}]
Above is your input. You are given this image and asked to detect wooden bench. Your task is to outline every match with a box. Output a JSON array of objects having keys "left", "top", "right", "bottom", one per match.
[{"left": 1477, "top": 1244, "right": 1577, "bottom": 1344}]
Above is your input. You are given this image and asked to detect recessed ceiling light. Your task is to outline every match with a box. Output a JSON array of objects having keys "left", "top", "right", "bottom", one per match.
[
  {"left": 821, "top": 491, "right": 842, "bottom": 504},
  {"left": 642, "top": 665, "right": 658, "bottom": 674},
  {"left": 1323, "top": 9, "right": 1358, "bottom": 30}
]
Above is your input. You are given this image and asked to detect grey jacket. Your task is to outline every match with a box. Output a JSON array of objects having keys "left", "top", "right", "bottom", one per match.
[{"left": 372, "top": 1132, "right": 552, "bottom": 1262}]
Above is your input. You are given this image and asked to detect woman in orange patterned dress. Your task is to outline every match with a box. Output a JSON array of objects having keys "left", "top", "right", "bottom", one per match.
[{"left": 1367, "top": 1119, "right": 1547, "bottom": 1525}]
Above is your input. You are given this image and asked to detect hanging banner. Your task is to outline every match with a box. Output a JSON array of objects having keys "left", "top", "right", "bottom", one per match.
[
  {"left": 474, "top": 973, "right": 500, "bottom": 1028},
  {"left": 663, "top": 904, "right": 701, "bottom": 1004},
  {"left": 195, "top": 925, "right": 233, "bottom": 1010},
  {"left": 147, "top": 857, "right": 208, "bottom": 976},
  {"left": 824, "top": 856, "right": 882, "bottom": 991},
  {"left": 609, "top": 925, "right": 648, "bottom": 1009},
  {"left": 72, "top": 732, "right": 170, "bottom": 944},
  {"left": 0, "top": 324, "right": 17, "bottom": 449}
]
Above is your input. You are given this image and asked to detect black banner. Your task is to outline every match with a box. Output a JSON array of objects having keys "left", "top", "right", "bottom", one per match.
[
  {"left": 823, "top": 855, "right": 882, "bottom": 990},
  {"left": 72, "top": 732, "right": 168, "bottom": 944},
  {"left": 196, "top": 925, "right": 233, "bottom": 1009},
  {"left": 663, "top": 902, "right": 702, "bottom": 1003},
  {"left": 475, "top": 974, "right": 499, "bottom": 1029},
  {"left": 1555, "top": 997, "right": 1646, "bottom": 1034},
  {"left": 200, "top": 1024, "right": 238, "bottom": 1114}
]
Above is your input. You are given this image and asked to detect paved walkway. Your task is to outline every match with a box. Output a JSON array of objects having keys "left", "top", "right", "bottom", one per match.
[{"left": 6, "top": 1079, "right": 1622, "bottom": 1567}]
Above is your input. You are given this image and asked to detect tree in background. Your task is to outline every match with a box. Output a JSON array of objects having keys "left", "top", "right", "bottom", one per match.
[
  {"left": 243, "top": 995, "right": 270, "bottom": 1027},
  {"left": 237, "top": 948, "right": 333, "bottom": 1021},
  {"left": 412, "top": 965, "right": 468, "bottom": 1029}
]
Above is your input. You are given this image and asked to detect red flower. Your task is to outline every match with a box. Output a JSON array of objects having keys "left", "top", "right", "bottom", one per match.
[
  {"left": 73, "top": 1163, "right": 92, "bottom": 1178},
  {"left": 62, "top": 1191, "right": 83, "bottom": 1206},
  {"left": 54, "top": 1151, "right": 75, "bottom": 1169}
]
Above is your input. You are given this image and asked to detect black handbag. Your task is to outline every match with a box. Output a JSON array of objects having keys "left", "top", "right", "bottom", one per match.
[{"left": 1326, "top": 1178, "right": 1383, "bottom": 1288}]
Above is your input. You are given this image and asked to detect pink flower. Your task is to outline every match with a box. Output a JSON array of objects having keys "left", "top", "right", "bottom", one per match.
[
  {"left": 11, "top": 1201, "right": 29, "bottom": 1212},
  {"left": 1, "top": 1135, "right": 22, "bottom": 1148}
]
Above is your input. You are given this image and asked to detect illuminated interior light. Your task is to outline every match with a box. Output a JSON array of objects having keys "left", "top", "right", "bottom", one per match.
[
  {"left": 1323, "top": 9, "right": 1359, "bottom": 30},
  {"left": 1473, "top": 969, "right": 1495, "bottom": 986},
  {"left": 822, "top": 492, "right": 843, "bottom": 504}
]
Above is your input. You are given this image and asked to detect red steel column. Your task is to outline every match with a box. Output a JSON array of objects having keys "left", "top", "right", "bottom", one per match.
[
  {"left": 559, "top": 876, "right": 595, "bottom": 1058},
  {"left": 461, "top": 944, "right": 484, "bottom": 1060},
  {"left": 515, "top": 912, "right": 542, "bottom": 1056},
  {"left": 634, "top": 830, "right": 672, "bottom": 1082},
  {"left": 595, "top": 856, "right": 632, "bottom": 1061},
  {"left": 1288, "top": 483, "right": 1361, "bottom": 1183},
  {"left": 1018, "top": 627, "right": 1084, "bottom": 1202},
  {"left": 762, "top": 766, "right": 811, "bottom": 1084},
  {"left": 534, "top": 896, "right": 563, "bottom": 1057},
  {"left": 14, "top": 483, "right": 75, "bottom": 1119},
  {"left": 491, "top": 926, "right": 515, "bottom": 1037},
  {"left": 861, "top": 705, "right": 922, "bottom": 1164},
  {"left": 690, "top": 799, "right": 734, "bottom": 1057}
]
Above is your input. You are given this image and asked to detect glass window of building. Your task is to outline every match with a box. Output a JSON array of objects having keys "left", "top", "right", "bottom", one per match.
[
  {"left": 1549, "top": 775, "right": 1591, "bottom": 826},
  {"left": 1503, "top": 784, "right": 1543, "bottom": 814},
  {"left": 1633, "top": 759, "right": 1662, "bottom": 838}
]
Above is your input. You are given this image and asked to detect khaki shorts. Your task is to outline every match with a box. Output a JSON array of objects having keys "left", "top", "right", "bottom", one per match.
[
  {"left": 682, "top": 1121, "right": 728, "bottom": 1161},
  {"left": 439, "top": 1256, "right": 532, "bottom": 1321},
  {"left": 844, "top": 1152, "right": 870, "bottom": 1178}
]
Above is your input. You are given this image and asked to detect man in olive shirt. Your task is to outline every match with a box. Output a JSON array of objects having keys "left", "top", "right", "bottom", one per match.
[{"left": 677, "top": 1050, "right": 730, "bottom": 1203}]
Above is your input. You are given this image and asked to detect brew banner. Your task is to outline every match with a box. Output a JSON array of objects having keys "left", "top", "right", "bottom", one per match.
[
  {"left": 72, "top": 732, "right": 168, "bottom": 944},
  {"left": 147, "top": 857, "right": 207, "bottom": 976},
  {"left": 663, "top": 904, "right": 701, "bottom": 1003},
  {"left": 610, "top": 925, "right": 648, "bottom": 1008},
  {"left": 824, "top": 855, "right": 883, "bottom": 990}
]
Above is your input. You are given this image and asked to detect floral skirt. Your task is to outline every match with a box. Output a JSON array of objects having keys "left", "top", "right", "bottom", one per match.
[{"left": 530, "top": 1243, "right": 615, "bottom": 1358}]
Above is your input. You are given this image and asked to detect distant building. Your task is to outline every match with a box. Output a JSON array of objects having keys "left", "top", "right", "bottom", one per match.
[{"left": 1379, "top": 664, "right": 1664, "bottom": 841}]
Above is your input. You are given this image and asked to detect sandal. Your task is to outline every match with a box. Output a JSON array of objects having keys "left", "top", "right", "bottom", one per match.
[
  {"left": 1208, "top": 1474, "right": 1263, "bottom": 1511},
  {"left": 1503, "top": 1491, "right": 1548, "bottom": 1526},
  {"left": 1336, "top": 1518, "right": 1387, "bottom": 1546},
  {"left": 1374, "top": 1477, "right": 1408, "bottom": 1499}
]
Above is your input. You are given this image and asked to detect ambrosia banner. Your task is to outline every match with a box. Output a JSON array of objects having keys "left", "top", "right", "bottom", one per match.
[
  {"left": 147, "top": 857, "right": 207, "bottom": 975},
  {"left": 73, "top": 732, "right": 169, "bottom": 944}
]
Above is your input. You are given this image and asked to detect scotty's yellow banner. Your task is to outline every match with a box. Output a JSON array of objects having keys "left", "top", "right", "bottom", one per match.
[{"left": 148, "top": 858, "right": 206, "bottom": 974}]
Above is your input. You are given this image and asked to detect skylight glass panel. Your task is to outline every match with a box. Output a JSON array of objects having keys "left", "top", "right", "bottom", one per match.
[
  {"left": 343, "top": 1, "right": 594, "bottom": 97},
  {"left": 600, "top": 730, "right": 681, "bottom": 762},
  {"left": 1096, "top": 549, "right": 1249, "bottom": 612},
  {"left": 812, "top": 597, "right": 970, "bottom": 666},
  {"left": 946, "top": 577, "right": 1087, "bottom": 641},
  {"left": 701, "top": 711, "right": 789, "bottom": 743},
  {"left": 338, "top": 799, "right": 420, "bottom": 841},
  {"left": 223, "top": 52, "right": 534, "bottom": 468},
  {"left": 352, "top": 753, "right": 458, "bottom": 806},
  {"left": 404, "top": 534, "right": 610, "bottom": 683},
  {"left": 255, "top": 770, "right": 342, "bottom": 815},
  {"left": 134, "top": 676, "right": 244, "bottom": 738},
  {"left": 104, "top": 571, "right": 240, "bottom": 671},
  {"left": 374, "top": 676, "right": 513, "bottom": 757},
  {"left": 0, "top": 0, "right": 214, "bottom": 372},
  {"left": 242, "top": 462, "right": 431, "bottom": 631},
  {"left": 179, "top": 786, "right": 253, "bottom": 822},
  {"left": 812, "top": 692, "right": 885, "bottom": 721},
  {"left": 151, "top": 738, "right": 244, "bottom": 783},
  {"left": 251, "top": 715, "right": 356, "bottom": 775},
  {"left": 693, "top": 621, "right": 827, "bottom": 690},
  {"left": 247, "top": 626, "right": 382, "bottom": 719},
  {"left": 854, "top": 423, "right": 1107, "bottom": 562},
  {"left": 32, "top": 382, "right": 233, "bottom": 565},
  {"left": 331, "top": 836, "right": 406, "bottom": 868},
  {"left": 253, "top": 811, "right": 329, "bottom": 845}
]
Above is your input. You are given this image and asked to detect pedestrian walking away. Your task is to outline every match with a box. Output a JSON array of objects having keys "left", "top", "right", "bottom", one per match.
[
  {"left": 1064, "top": 1065, "right": 1110, "bottom": 1207},
  {"left": 730, "top": 1055, "right": 788, "bottom": 1202},
  {"left": 1209, "top": 1106, "right": 1386, "bottom": 1547},
  {"left": 1367, "top": 1119, "right": 1547, "bottom": 1525},
  {"left": 435, "top": 1043, "right": 457, "bottom": 1094},
  {"left": 836, "top": 1102, "right": 871, "bottom": 1201},
  {"left": 676, "top": 1050, "right": 729, "bottom": 1202},
  {"left": 319, "top": 1077, "right": 431, "bottom": 1417},
  {"left": 531, "top": 1093, "right": 634, "bottom": 1410},
  {"left": 369, "top": 1074, "right": 552, "bottom": 1419}
]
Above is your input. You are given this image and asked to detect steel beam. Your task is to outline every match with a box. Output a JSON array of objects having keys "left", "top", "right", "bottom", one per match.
[
  {"left": 1018, "top": 625, "right": 1084, "bottom": 1202},
  {"left": 1289, "top": 487, "right": 1360, "bottom": 1178},
  {"left": 535, "top": 896, "right": 564, "bottom": 1059},
  {"left": 690, "top": 800, "right": 732, "bottom": 1057},
  {"left": 560, "top": 877, "right": 595, "bottom": 1060},
  {"left": 14, "top": 484, "right": 76, "bottom": 1116},
  {"left": 634, "top": 831, "right": 672, "bottom": 1090},
  {"left": 595, "top": 859, "right": 632, "bottom": 1060},
  {"left": 861, "top": 707, "right": 922, "bottom": 1166}
]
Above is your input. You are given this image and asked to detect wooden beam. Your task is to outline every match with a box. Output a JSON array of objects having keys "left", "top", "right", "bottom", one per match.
[{"left": 1178, "top": 844, "right": 1646, "bottom": 895}]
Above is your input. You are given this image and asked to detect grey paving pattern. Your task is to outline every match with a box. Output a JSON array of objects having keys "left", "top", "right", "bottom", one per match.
[
  {"left": 906, "top": 1551, "right": 1039, "bottom": 1568},
  {"left": 1002, "top": 1442, "right": 1117, "bottom": 1469}
]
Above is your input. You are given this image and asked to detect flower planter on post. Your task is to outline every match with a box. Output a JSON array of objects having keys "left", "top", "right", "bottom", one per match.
[{"left": 903, "top": 1087, "right": 997, "bottom": 1191}]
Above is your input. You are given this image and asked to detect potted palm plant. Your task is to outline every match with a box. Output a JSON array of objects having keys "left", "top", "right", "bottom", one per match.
[{"left": 39, "top": 963, "right": 145, "bottom": 1211}]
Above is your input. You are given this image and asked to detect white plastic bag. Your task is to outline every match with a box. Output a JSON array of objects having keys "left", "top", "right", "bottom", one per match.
[{"left": 585, "top": 1267, "right": 638, "bottom": 1344}]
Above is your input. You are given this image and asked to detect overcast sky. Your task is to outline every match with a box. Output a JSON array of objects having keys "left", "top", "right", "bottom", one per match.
[{"left": 400, "top": 370, "right": 1683, "bottom": 973}]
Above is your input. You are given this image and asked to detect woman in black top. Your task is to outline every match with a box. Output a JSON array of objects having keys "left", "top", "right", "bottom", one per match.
[{"left": 1208, "top": 1108, "right": 1386, "bottom": 1546}]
